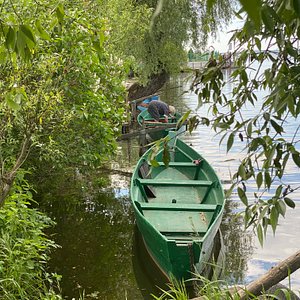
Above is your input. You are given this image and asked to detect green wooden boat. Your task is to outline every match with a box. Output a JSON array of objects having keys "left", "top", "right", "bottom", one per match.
[
  {"left": 137, "top": 109, "right": 183, "bottom": 141},
  {"left": 130, "top": 132, "right": 225, "bottom": 281}
]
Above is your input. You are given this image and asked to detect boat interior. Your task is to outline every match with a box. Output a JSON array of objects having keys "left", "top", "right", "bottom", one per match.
[{"left": 134, "top": 148, "right": 223, "bottom": 243}]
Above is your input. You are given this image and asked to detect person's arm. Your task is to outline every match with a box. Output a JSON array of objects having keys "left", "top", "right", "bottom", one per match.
[{"left": 162, "top": 104, "right": 169, "bottom": 123}]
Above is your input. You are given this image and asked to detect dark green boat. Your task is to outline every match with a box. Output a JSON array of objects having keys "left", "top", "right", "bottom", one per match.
[
  {"left": 130, "top": 132, "right": 225, "bottom": 281},
  {"left": 137, "top": 109, "right": 183, "bottom": 141}
]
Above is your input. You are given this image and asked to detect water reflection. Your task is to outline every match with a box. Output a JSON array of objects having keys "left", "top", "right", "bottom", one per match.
[
  {"left": 160, "top": 73, "right": 300, "bottom": 291},
  {"left": 37, "top": 71, "right": 300, "bottom": 299},
  {"left": 36, "top": 171, "right": 143, "bottom": 300}
]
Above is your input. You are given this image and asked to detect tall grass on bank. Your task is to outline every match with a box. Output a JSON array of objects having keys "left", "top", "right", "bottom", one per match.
[
  {"left": 0, "top": 187, "right": 62, "bottom": 299},
  {"left": 152, "top": 275, "right": 299, "bottom": 300}
]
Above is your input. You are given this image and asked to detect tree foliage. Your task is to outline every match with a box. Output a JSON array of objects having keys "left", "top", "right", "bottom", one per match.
[
  {"left": 0, "top": 0, "right": 127, "bottom": 204},
  {"left": 109, "top": 0, "right": 236, "bottom": 83},
  {"left": 192, "top": 0, "right": 300, "bottom": 243}
]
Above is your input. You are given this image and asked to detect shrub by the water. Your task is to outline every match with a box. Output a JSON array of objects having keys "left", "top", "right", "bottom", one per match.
[{"left": 0, "top": 188, "right": 62, "bottom": 300}]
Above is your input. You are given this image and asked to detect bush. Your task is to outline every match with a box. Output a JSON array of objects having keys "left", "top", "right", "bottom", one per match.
[{"left": 0, "top": 188, "right": 62, "bottom": 300}]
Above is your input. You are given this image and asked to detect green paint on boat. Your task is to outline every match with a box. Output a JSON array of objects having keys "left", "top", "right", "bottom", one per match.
[
  {"left": 130, "top": 132, "right": 225, "bottom": 281},
  {"left": 137, "top": 109, "right": 184, "bottom": 141}
]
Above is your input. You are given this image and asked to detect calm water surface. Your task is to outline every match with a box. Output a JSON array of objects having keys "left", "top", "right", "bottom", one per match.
[{"left": 38, "top": 70, "right": 300, "bottom": 299}]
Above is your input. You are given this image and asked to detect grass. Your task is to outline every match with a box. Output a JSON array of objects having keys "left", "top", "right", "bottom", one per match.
[
  {"left": 0, "top": 187, "right": 62, "bottom": 300},
  {"left": 151, "top": 274, "right": 300, "bottom": 300}
]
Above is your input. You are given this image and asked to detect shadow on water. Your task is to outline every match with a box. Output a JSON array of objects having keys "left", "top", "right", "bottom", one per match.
[
  {"left": 33, "top": 119, "right": 254, "bottom": 299},
  {"left": 34, "top": 170, "right": 141, "bottom": 300},
  {"left": 33, "top": 71, "right": 300, "bottom": 298},
  {"left": 132, "top": 226, "right": 169, "bottom": 299},
  {"left": 35, "top": 166, "right": 197, "bottom": 300},
  {"left": 34, "top": 146, "right": 236, "bottom": 300},
  {"left": 132, "top": 224, "right": 227, "bottom": 300}
]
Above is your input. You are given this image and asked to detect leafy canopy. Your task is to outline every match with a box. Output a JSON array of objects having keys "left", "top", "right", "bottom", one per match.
[
  {"left": 106, "top": 0, "right": 235, "bottom": 83},
  {"left": 0, "top": 0, "right": 127, "bottom": 204},
  {"left": 192, "top": 0, "right": 300, "bottom": 244}
]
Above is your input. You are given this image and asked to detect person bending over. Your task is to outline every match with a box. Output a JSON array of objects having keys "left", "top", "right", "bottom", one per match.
[{"left": 148, "top": 101, "right": 176, "bottom": 123}]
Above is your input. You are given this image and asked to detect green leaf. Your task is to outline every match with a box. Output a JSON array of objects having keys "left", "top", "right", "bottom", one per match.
[
  {"left": 292, "top": 153, "right": 300, "bottom": 168},
  {"left": 227, "top": 132, "right": 234, "bottom": 152},
  {"left": 254, "top": 37, "right": 261, "bottom": 51},
  {"left": 150, "top": 159, "right": 160, "bottom": 167},
  {"left": 20, "top": 25, "right": 36, "bottom": 45},
  {"left": 16, "top": 30, "right": 27, "bottom": 58},
  {"left": 207, "top": 0, "right": 217, "bottom": 11},
  {"left": 56, "top": 5, "right": 65, "bottom": 23},
  {"left": 293, "top": 0, "right": 300, "bottom": 17},
  {"left": 188, "top": 115, "right": 200, "bottom": 133},
  {"left": 5, "top": 27, "right": 16, "bottom": 49},
  {"left": 264, "top": 171, "right": 271, "bottom": 189},
  {"left": 256, "top": 172, "right": 263, "bottom": 189},
  {"left": 286, "top": 42, "right": 298, "bottom": 58},
  {"left": 240, "top": 69, "right": 248, "bottom": 84},
  {"left": 240, "top": 0, "right": 262, "bottom": 28},
  {"left": 35, "top": 20, "right": 50, "bottom": 40},
  {"left": 238, "top": 164, "right": 247, "bottom": 180},
  {"left": 284, "top": 197, "right": 295, "bottom": 208},
  {"left": 261, "top": 5, "right": 275, "bottom": 32},
  {"left": 270, "top": 119, "right": 283, "bottom": 134},
  {"left": 5, "top": 94, "right": 21, "bottom": 111},
  {"left": 177, "top": 110, "right": 191, "bottom": 129},
  {"left": 162, "top": 144, "right": 170, "bottom": 167},
  {"left": 246, "top": 121, "right": 252, "bottom": 137},
  {"left": 0, "top": 46, "right": 7, "bottom": 64},
  {"left": 270, "top": 206, "right": 278, "bottom": 234},
  {"left": 277, "top": 200, "right": 286, "bottom": 217},
  {"left": 92, "top": 38, "right": 102, "bottom": 53},
  {"left": 258, "top": 205, "right": 269, "bottom": 224},
  {"left": 257, "top": 223, "right": 264, "bottom": 246},
  {"left": 99, "top": 30, "right": 105, "bottom": 47},
  {"left": 237, "top": 187, "right": 248, "bottom": 206},
  {"left": 275, "top": 185, "right": 283, "bottom": 197}
]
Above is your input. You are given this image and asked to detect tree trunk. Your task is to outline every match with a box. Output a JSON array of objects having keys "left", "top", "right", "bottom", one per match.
[
  {"left": 127, "top": 70, "right": 169, "bottom": 101},
  {"left": 0, "top": 136, "right": 31, "bottom": 206}
]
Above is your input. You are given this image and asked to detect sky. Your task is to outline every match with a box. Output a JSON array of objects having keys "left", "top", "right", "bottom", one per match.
[{"left": 208, "top": 18, "right": 245, "bottom": 52}]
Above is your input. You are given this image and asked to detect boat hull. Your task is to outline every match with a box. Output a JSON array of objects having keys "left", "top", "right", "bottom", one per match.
[
  {"left": 133, "top": 204, "right": 223, "bottom": 280},
  {"left": 130, "top": 133, "right": 225, "bottom": 281},
  {"left": 137, "top": 110, "right": 183, "bottom": 141}
]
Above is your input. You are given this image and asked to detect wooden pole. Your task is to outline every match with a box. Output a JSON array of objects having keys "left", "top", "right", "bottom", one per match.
[
  {"left": 139, "top": 121, "right": 148, "bottom": 157},
  {"left": 129, "top": 92, "right": 160, "bottom": 105},
  {"left": 117, "top": 123, "right": 182, "bottom": 141},
  {"left": 190, "top": 250, "right": 300, "bottom": 300},
  {"left": 237, "top": 250, "right": 300, "bottom": 299}
]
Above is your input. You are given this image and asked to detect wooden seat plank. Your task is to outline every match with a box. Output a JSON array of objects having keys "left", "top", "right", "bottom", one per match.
[
  {"left": 157, "top": 162, "right": 199, "bottom": 167},
  {"left": 139, "top": 202, "right": 217, "bottom": 212},
  {"left": 136, "top": 178, "right": 212, "bottom": 187},
  {"left": 142, "top": 210, "right": 210, "bottom": 233}
]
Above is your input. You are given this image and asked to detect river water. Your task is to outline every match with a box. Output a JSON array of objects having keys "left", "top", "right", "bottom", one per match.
[{"left": 38, "top": 70, "right": 300, "bottom": 299}]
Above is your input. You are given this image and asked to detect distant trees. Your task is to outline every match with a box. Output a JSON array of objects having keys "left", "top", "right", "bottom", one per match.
[{"left": 130, "top": 0, "right": 235, "bottom": 81}]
